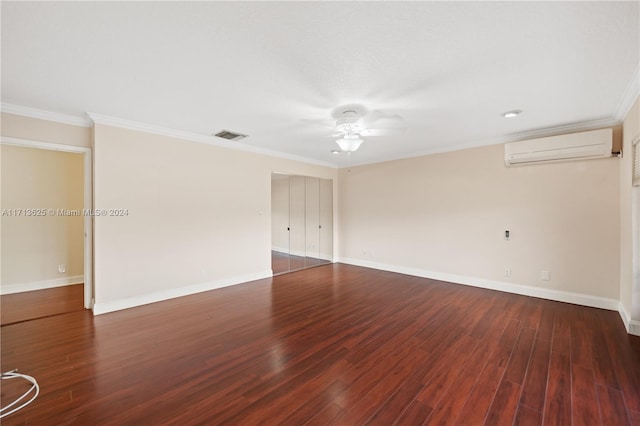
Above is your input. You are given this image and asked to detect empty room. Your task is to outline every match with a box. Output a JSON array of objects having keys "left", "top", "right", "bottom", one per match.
[{"left": 1, "top": 1, "right": 639, "bottom": 425}]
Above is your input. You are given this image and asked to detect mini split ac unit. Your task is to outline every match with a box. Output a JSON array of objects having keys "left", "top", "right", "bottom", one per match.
[{"left": 504, "top": 128, "right": 613, "bottom": 166}]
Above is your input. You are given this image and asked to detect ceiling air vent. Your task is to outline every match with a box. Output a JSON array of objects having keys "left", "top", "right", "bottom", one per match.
[{"left": 213, "top": 130, "right": 248, "bottom": 141}]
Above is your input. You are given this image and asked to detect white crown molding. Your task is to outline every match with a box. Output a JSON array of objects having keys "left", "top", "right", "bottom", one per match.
[
  {"left": 3, "top": 101, "right": 627, "bottom": 170},
  {"left": 87, "top": 112, "right": 338, "bottom": 169},
  {"left": 93, "top": 270, "right": 273, "bottom": 315},
  {"left": 345, "top": 116, "right": 622, "bottom": 169},
  {"left": 1, "top": 102, "right": 91, "bottom": 127},
  {"left": 1, "top": 136, "right": 91, "bottom": 153},
  {"left": 615, "top": 65, "right": 640, "bottom": 121},
  {"left": 1, "top": 103, "right": 336, "bottom": 168},
  {"left": 1, "top": 275, "right": 84, "bottom": 295},
  {"left": 337, "top": 257, "right": 620, "bottom": 312},
  {"left": 505, "top": 116, "right": 621, "bottom": 143}
]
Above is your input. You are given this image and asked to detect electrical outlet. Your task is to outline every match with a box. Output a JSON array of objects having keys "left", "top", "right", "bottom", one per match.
[
  {"left": 58, "top": 264, "right": 66, "bottom": 273},
  {"left": 504, "top": 268, "right": 511, "bottom": 277},
  {"left": 200, "top": 269, "right": 207, "bottom": 279},
  {"left": 540, "top": 270, "right": 550, "bottom": 281}
]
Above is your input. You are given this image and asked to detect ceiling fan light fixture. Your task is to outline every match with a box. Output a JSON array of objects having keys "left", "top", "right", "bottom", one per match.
[
  {"left": 502, "top": 110, "right": 522, "bottom": 118},
  {"left": 336, "top": 135, "right": 364, "bottom": 152},
  {"left": 335, "top": 118, "right": 364, "bottom": 134}
]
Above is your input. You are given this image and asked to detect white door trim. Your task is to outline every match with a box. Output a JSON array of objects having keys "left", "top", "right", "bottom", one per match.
[{"left": 1, "top": 136, "right": 94, "bottom": 309}]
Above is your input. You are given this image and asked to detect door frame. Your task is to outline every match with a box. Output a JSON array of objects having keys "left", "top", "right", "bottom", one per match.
[{"left": 1, "top": 136, "right": 93, "bottom": 309}]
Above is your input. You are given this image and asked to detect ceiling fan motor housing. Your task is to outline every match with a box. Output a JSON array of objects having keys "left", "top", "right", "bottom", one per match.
[{"left": 335, "top": 115, "right": 364, "bottom": 135}]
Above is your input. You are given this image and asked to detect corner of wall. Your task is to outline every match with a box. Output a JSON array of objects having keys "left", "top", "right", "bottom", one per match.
[{"left": 618, "top": 302, "right": 640, "bottom": 336}]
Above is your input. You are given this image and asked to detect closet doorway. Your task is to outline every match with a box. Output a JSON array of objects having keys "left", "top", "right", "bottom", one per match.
[{"left": 271, "top": 173, "right": 333, "bottom": 275}]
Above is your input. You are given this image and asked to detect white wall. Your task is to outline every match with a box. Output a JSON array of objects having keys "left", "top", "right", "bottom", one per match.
[
  {"left": 339, "top": 140, "right": 621, "bottom": 305},
  {"left": 319, "top": 178, "right": 333, "bottom": 260},
  {"left": 620, "top": 96, "right": 640, "bottom": 333},
  {"left": 92, "top": 124, "right": 337, "bottom": 313},
  {"left": 1, "top": 145, "right": 84, "bottom": 293},
  {"left": 1, "top": 110, "right": 633, "bottom": 329}
]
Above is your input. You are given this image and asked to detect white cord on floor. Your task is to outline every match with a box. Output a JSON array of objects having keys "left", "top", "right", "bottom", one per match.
[{"left": 0, "top": 370, "right": 39, "bottom": 419}]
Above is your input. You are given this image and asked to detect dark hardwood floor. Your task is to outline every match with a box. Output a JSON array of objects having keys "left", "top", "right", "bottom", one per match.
[
  {"left": 0, "top": 284, "right": 84, "bottom": 326},
  {"left": 1, "top": 264, "right": 638, "bottom": 425}
]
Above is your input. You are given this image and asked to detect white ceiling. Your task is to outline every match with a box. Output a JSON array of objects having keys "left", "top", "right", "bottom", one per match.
[{"left": 2, "top": 1, "right": 639, "bottom": 167}]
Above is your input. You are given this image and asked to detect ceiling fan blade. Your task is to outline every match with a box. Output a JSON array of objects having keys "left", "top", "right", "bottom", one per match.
[
  {"left": 360, "top": 128, "right": 398, "bottom": 137},
  {"left": 300, "top": 118, "right": 334, "bottom": 128}
]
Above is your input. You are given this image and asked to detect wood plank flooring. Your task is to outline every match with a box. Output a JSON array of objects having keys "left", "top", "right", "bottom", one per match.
[
  {"left": 1, "top": 264, "right": 638, "bottom": 425},
  {"left": 0, "top": 284, "right": 84, "bottom": 326}
]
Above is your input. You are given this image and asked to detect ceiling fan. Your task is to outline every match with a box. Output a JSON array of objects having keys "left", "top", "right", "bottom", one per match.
[{"left": 330, "top": 105, "right": 406, "bottom": 152}]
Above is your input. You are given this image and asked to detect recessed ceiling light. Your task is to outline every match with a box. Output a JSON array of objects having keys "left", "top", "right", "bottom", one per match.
[
  {"left": 502, "top": 110, "right": 522, "bottom": 118},
  {"left": 330, "top": 150, "right": 341, "bottom": 155}
]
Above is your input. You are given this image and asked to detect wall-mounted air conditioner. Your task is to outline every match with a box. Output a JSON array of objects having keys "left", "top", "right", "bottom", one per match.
[{"left": 504, "top": 128, "right": 613, "bottom": 166}]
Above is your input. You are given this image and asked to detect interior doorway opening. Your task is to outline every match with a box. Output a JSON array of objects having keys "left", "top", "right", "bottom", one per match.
[{"left": 1, "top": 137, "right": 93, "bottom": 324}]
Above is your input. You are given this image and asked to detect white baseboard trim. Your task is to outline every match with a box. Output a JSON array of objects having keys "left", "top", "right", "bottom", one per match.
[
  {"left": 337, "top": 257, "right": 620, "bottom": 311},
  {"left": 92, "top": 270, "right": 273, "bottom": 315},
  {"left": 618, "top": 303, "right": 640, "bottom": 336},
  {"left": 1, "top": 275, "right": 84, "bottom": 295}
]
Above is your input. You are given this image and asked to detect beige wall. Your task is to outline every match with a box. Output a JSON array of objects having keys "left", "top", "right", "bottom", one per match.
[
  {"left": 339, "top": 141, "right": 620, "bottom": 301},
  {"left": 93, "top": 124, "right": 337, "bottom": 311},
  {"left": 1, "top": 145, "right": 84, "bottom": 291},
  {"left": 620, "top": 97, "right": 640, "bottom": 325},
  {"left": 319, "top": 178, "right": 333, "bottom": 260},
  {"left": 1, "top": 109, "right": 632, "bottom": 323},
  {"left": 1, "top": 112, "right": 91, "bottom": 148}
]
